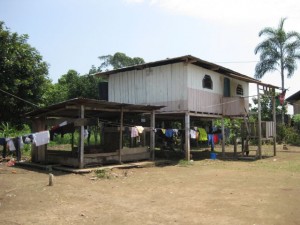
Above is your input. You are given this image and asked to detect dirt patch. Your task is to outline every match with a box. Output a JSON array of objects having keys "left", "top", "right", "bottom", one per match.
[{"left": 1, "top": 144, "right": 300, "bottom": 225}]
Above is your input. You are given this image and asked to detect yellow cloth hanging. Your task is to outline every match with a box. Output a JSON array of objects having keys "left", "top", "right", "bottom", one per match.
[{"left": 198, "top": 128, "right": 208, "bottom": 141}]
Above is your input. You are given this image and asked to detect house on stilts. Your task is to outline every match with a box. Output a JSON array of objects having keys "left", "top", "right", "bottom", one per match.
[
  {"left": 95, "top": 55, "right": 279, "bottom": 160},
  {"left": 25, "top": 55, "right": 279, "bottom": 169}
]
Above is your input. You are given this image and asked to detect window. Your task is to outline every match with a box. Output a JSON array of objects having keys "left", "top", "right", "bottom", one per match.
[
  {"left": 236, "top": 84, "right": 243, "bottom": 95},
  {"left": 202, "top": 75, "right": 213, "bottom": 89}
]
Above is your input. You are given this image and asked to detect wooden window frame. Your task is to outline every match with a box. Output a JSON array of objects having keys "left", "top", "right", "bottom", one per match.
[
  {"left": 202, "top": 75, "right": 213, "bottom": 90},
  {"left": 236, "top": 84, "right": 243, "bottom": 95}
]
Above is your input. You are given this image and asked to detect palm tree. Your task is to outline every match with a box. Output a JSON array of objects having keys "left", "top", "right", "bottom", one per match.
[{"left": 254, "top": 18, "right": 300, "bottom": 123}]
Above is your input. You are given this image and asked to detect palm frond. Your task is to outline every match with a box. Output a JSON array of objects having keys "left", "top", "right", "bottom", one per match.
[
  {"left": 278, "top": 17, "right": 287, "bottom": 30},
  {"left": 254, "top": 59, "right": 278, "bottom": 79},
  {"left": 258, "top": 27, "right": 276, "bottom": 37},
  {"left": 286, "top": 31, "right": 300, "bottom": 40}
]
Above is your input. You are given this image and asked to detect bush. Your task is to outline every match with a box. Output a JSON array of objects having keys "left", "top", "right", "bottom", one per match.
[{"left": 277, "top": 124, "right": 300, "bottom": 146}]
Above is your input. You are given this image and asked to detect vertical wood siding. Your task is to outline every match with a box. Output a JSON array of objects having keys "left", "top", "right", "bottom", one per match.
[
  {"left": 294, "top": 100, "right": 300, "bottom": 114},
  {"left": 222, "top": 97, "right": 249, "bottom": 116},
  {"left": 108, "top": 63, "right": 188, "bottom": 111},
  {"left": 108, "top": 63, "right": 250, "bottom": 115}
]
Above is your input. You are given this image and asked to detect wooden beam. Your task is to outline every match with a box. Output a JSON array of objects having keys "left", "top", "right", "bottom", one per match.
[
  {"left": 150, "top": 110, "right": 155, "bottom": 161},
  {"left": 185, "top": 113, "right": 190, "bottom": 161},
  {"left": 79, "top": 105, "right": 85, "bottom": 169},
  {"left": 65, "top": 105, "right": 154, "bottom": 113},
  {"left": 272, "top": 88, "right": 277, "bottom": 156},
  {"left": 210, "top": 66, "right": 220, "bottom": 71},
  {"left": 73, "top": 118, "right": 98, "bottom": 126},
  {"left": 257, "top": 84, "right": 262, "bottom": 159},
  {"left": 119, "top": 107, "right": 124, "bottom": 163},
  {"left": 221, "top": 117, "right": 225, "bottom": 157}
]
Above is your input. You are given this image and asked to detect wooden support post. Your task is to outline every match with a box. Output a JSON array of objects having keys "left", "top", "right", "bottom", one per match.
[
  {"left": 150, "top": 110, "right": 155, "bottom": 161},
  {"left": 185, "top": 112, "right": 190, "bottom": 161},
  {"left": 79, "top": 105, "right": 85, "bottom": 169},
  {"left": 31, "top": 118, "right": 47, "bottom": 163},
  {"left": 119, "top": 107, "right": 124, "bottom": 164},
  {"left": 233, "top": 135, "right": 237, "bottom": 158},
  {"left": 231, "top": 119, "right": 237, "bottom": 157},
  {"left": 257, "top": 84, "right": 262, "bottom": 159},
  {"left": 272, "top": 88, "right": 277, "bottom": 156},
  {"left": 221, "top": 117, "right": 225, "bottom": 157}
]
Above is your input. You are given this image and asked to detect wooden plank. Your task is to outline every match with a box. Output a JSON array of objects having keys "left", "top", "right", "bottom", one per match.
[
  {"left": 84, "top": 152, "right": 118, "bottom": 158},
  {"left": 119, "top": 107, "right": 123, "bottom": 163},
  {"left": 79, "top": 105, "right": 85, "bottom": 169},
  {"left": 185, "top": 112, "right": 190, "bottom": 161},
  {"left": 73, "top": 118, "right": 97, "bottom": 126}
]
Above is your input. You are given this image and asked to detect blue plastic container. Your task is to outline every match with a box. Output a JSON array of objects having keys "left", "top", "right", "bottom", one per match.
[{"left": 210, "top": 152, "right": 217, "bottom": 160}]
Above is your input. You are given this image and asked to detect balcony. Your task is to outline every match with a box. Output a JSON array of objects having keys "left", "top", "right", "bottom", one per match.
[{"left": 222, "top": 97, "right": 248, "bottom": 117}]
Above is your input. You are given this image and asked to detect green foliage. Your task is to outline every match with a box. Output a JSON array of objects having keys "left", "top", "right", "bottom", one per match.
[
  {"left": 292, "top": 114, "right": 300, "bottom": 132},
  {"left": 0, "top": 21, "right": 49, "bottom": 125},
  {"left": 254, "top": 18, "right": 300, "bottom": 123},
  {"left": 94, "top": 169, "right": 110, "bottom": 179},
  {"left": 293, "top": 114, "right": 300, "bottom": 123},
  {"left": 43, "top": 70, "right": 103, "bottom": 105},
  {"left": 41, "top": 79, "right": 68, "bottom": 106},
  {"left": 250, "top": 94, "right": 286, "bottom": 121},
  {"left": 178, "top": 159, "right": 193, "bottom": 167},
  {"left": 99, "top": 52, "right": 145, "bottom": 70},
  {"left": 276, "top": 124, "right": 300, "bottom": 145},
  {"left": 89, "top": 65, "right": 101, "bottom": 74},
  {"left": 255, "top": 18, "right": 300, "bottom": 81},
  {"left": 0, "top": 122, "right": 16, "bottom": 137}
]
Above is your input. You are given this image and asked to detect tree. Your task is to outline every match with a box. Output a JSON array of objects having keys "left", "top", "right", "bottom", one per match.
[
  {"left": 43, "top": 69, "right": 102, "bottom": 105},
  {"left": 98, "top": 52, "right": 145, "bottom": 70},
  {"left": 0, "top": 21, "right": 49, "bottom": 125},
  {"left": 254, "top": 18, "right": 300, "bottom": 123}
]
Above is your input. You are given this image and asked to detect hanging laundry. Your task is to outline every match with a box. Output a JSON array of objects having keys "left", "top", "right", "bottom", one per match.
[
  {"left": 6, "top": 138, "right": 16, "bottom": 151},
  {"left": 19, "top": 136, "right": 24, "bottom": 149},
  {"left": 0, "top": 138, "right": 6, "bottom": 146},
  {"left": 50, "top": 123, "right": 75, "bottom": 140},
  {"left": 22, "top": 134, "right": 34, "bottom": 144},
  {"left": 173, "top": 129, "right": 179, "bottom": 136},
  {"left": 59, "top": 121, "right": 67, "bottom": 127},
  {"left": 1, "top": 138, "right": 7, "bottom": 158},
  {"left": 136, "top": 126, "right": 144, "bottom": 134},
  {"left": 13, "top": 137, "right": 21, "bottom": 161},
  {"left": 190, "top": 129, "right": 197, "bottom": 139},
  {"left": 208, "top": 134, "right": 214, "bottom": 151},
  {"left": 198, "top": 128, "right": 208, "bottom": 141},
  {"left": 131, "top": 127, "right": 139, "bottom": 138},
  {"left": 84, "top": 129, "right": 89, "bottom": 139},
  {"left": 213, "top": 134, "right": 218, "bottom": 144},
  {"left": 165, "top": 129, "right": 174, "bottom": 138},
  {"left": 33, "top": 130, "right": 50, "bottom": 147}
]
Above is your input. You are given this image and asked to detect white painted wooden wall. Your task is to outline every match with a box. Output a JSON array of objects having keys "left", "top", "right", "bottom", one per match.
[{"left": 108, "top": 62, "right": 250, "bottom": 115}]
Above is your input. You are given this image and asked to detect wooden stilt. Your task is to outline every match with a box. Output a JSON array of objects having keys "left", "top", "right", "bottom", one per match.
[
  {"left": 79, "top": 105, "right": 85, "bottom": 169},
  {"left": 185, "top": 113, "right": 190, "bottom": 161}
]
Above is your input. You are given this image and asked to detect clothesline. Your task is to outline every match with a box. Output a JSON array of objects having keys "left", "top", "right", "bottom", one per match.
[{"left": 0, "top": 130, "right": 50, "bottom": 160}]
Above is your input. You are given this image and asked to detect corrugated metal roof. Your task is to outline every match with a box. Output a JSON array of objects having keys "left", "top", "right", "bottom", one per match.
[
  {"left": 94, "top": 55, "right": 278, "bottom": 88},
  {"left": 286, "top": 90, "right": 300, "bottom": 102},
  {"left": 25, "top": 98, "right": 164, "bottom": 118}
]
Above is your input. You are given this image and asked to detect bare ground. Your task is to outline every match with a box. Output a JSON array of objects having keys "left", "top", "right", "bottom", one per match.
[{"left": 1, "top": 144, "right": 300, "bottom": 225}]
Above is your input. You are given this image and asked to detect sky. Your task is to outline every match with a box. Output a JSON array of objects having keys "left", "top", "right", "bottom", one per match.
[{"left": 1, "top": 0, "right": 300, "bottom": 113}]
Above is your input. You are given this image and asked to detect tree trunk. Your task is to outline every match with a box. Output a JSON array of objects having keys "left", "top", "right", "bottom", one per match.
[{"left": 281, "top": 55, "right": 285, "bottom": 124}]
